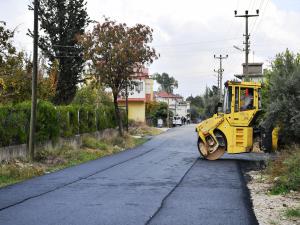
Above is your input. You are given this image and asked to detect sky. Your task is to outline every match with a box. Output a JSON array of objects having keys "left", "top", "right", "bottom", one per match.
[{"left": 1, "top": 0, "right": 300, "bottom": 98}]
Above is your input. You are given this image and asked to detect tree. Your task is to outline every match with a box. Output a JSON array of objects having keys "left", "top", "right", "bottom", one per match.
[
  {"left": 146, "top": 102, "right": 168, "bottom": 126},
  {"left": 154, "top": 72, "right": 178, "bottom": 94},
  {"left": 186, "top": 95, "right": 204, "bottom": 122},
  {"left": 0, "top": 22, "right": 31, "bottom": 103},
  {"left": 262, "top": 49, "right": 300, "bottom": 143},
  {"left": 31, "top": 0, "right": 90, "bottom": 104},
  {"left": 72, "top": 84, "right": 112, "bottom": 107},
  {"left": 0, "top": 21, "right": 16, "bottom": 67},
  {"left": 80, "top": 18, "right": 158, "bottom": 136},
  {"left": 0, "top": 22, "right": 57, "bottom": 104},
  {"left": 186, "top": 95, "right": 204, "bottom": 108},
  {"left": 202, "top": 85, "right": 219, "bottom": 118}
]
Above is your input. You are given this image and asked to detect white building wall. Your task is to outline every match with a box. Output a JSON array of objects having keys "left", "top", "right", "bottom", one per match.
[{"left": 128, "top": 80, "right": 145, "bottom": 99}]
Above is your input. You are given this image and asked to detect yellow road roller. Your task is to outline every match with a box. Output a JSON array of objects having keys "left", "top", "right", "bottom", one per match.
[{"left": 196, "top": 81, "right": 278, "bottom": 160}]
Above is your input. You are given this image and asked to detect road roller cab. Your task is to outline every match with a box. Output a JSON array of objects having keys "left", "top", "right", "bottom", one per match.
[{"left": 196, "top": 81, "right": 264, "bottom": 160}]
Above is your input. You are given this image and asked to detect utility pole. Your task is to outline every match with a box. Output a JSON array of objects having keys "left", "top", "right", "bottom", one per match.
[
  {"left": 167, "top": 98, "right": 170, "bottom": 128},
  {"left": 234, "top": 10, "right": 259, "bottom": 79},
  {"left": 125, "top": 83, "right": 129, "bottom": 132},
  {"left": 214, "top": 54, "right": 228, "bottom": 100},
  {"left": 29, "top": 0, "right": 38, "bottom": 160}
]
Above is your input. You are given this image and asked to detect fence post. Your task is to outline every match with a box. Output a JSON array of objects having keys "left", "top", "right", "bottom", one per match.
[
  {"left": 95, "top": 109, "right": 98, "bottom": 131},
  {"left": 77, "top": 109, "right": 80, "bottom": 135}
]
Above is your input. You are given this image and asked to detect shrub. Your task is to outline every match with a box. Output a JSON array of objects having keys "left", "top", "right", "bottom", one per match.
[
  {"left": 36, "top": 101, "right": 59, "bottom": 143},
  {"left": 57, "top": 106, "right": 73, "bottom": 137},
  {"left": 0, "top": 101, "right": 118, "bottom": 148},
  {"left": 82, "top": 136, "right": 108, "bottom": 150},
  {"left": 267, "top": 145, "right": 300, "bottom": 194},
  {"left": 262, "top": 50, "right": 300, "bottom": 143},
  {"left": 87, "top": 108, "right": 97, "bottom": 132},
  {"left": 97, "top": 105, "right": 117, "bottom": 129},
  {"left": 79, "top": 107, "right": 89, "bottom": 133},
  {"left": 96, "top": 107, "right": 108, "bottom": 130},
  {"left": 285, "top": 208, "right": 300, "bottom": 218},
  {"left": 146, "top": 101, "right": 168, "bottom": 126},
  {"left": 0, "top": 105, "right": 14, "bottom": 146},
  {"left": 68, "top": 105, "right": 79, "bottom": 135},
  {"left": 0, "top": 102, "right": 30, "bottom": 146}
]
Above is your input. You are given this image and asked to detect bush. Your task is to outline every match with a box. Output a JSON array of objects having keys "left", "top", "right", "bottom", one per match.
[
  {"left": 96, "top": 107, "right": 108, "bottom": 130},
  {"left": 36, "top": 101, "right": 60, "bottom": 142},
  {"left": 82, "top": 137, "right": 108, "bottom": 150},
  {"left": 0, "top": 100, "right": 118, "bottom": 148},
  {"left": 57, "top": 106, "right": 73, "bottom": 137},
  {"left": 262, "top": 50, "right": 300, "bottom": 143},
  {"left": 146, "top": 101, "right": 168, "bottom": 126},
  {"left": 267, "top": 145, "right": 300, "bottom": 194},
  {"left": 79, "top": 106, "right": 97, "bottom": 134}
]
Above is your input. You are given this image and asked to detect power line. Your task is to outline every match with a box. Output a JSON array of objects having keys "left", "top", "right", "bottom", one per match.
[
  {"left": 153, "top": 38, "right": 240, "bottom": 48},
  {"left": 234, "top": 9, "right": 259, "bottom": 78},
  {"left": 249, "top": 0, "right": 255, "bottom": 11},
  {"left": 214, "top": 54, "right": 228, "bottom": 100},
  {"left": 52, "top": 44, "right": 80, "bottom": 48},
  {"left": 251, "top": 0, "right": 270, "bottom": 35},
  {"left": 250, "top": 0, "right": 265, "bottom": 33}
]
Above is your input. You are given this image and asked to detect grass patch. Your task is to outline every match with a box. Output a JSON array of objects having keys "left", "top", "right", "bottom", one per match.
[
  {"left": 133, "top": 137, "right": 148, "bottom": 146},
  {"left": 82, "top": 137, "right": 108, "bottom": 150},
  {"left": 129, "top": 124, "right": 163, "bottom": 137},
  {"left": 0, "top": 127, "right": 157, "bottom": 188},
  {"left": 284, "top": 207, "right": 300, "bottom": 218},
  {"left": 0, "top": 161, "right": 44, "bottom": 188},
  {"left": 265, "top": 145, "right": 300, "bottom": 194}
]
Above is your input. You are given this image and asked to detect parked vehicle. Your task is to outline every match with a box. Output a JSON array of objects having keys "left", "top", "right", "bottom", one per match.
[
  {"left": 172, "top": 116, "right": 182, "bottom": 127},
  {"left": 157, "top": 118, "right": 163, "bottom": 128}
]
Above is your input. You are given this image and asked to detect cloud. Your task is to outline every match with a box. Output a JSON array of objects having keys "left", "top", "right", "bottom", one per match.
[{"left": 1, "top": 0, "right": 300, "bottom": 97}]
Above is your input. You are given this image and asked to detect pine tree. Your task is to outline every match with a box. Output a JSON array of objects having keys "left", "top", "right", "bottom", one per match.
[{"left": 31, "top": 0, "right": 89, "bottom": 104}]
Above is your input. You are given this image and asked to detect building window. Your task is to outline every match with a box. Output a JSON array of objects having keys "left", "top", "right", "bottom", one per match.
[{"left": 135, "top": 82, "right": 143, "bottom": 93}]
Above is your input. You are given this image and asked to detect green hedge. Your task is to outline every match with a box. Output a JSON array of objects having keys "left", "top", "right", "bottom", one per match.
[{"left": 0, "top": 101, "right": 117, "bottom": 147}]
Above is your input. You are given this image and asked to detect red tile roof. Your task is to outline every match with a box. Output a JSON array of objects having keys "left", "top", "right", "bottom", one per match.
[{"left": 155, "top": 91, "right": 183, "bottom": 99}]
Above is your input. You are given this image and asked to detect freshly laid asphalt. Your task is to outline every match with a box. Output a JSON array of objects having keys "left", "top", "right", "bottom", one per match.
[{"left": 0, "top": 125, "right": 260, "bottom": 225}]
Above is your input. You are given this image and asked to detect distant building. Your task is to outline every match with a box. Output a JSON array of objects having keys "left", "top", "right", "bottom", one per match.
[
  {"left": 118, "top": 68, "right": 153, "bottom": 123},
  {"left": 154, "top": 91, "right": 190, "bottom": 119},
  {"left": 235, "top": 63, "right": 265, "bottom": 83}
]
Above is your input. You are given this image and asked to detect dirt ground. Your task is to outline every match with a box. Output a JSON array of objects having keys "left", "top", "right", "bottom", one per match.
[{"left": 247, "top": 170, "right": 300, "bottom": 225}]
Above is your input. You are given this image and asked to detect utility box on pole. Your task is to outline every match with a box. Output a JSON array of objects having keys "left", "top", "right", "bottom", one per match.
[{"left": 235, "top": 63, "right": 265, "bottom": 83}]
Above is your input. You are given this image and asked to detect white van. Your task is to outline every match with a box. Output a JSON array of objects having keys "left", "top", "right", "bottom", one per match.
[{"left": 172, "top": 116, "right": 182, "bottom": 127}]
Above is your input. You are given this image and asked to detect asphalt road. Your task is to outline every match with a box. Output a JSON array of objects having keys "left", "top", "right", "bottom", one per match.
[{"left": 0, "top": 125, "right": 259, "bottom": 225}]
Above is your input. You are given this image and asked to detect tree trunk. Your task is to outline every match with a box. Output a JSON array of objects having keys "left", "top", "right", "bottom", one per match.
[{"left": 113, "top": 93, "right": 123, "bottom": 136}]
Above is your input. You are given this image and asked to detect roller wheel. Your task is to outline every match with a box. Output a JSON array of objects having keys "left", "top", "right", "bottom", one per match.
[{"left": 197, "top": 134, "right": 226, "bottom": 160}]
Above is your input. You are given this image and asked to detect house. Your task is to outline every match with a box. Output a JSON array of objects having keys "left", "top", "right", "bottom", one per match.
[
  {"left": 234, "top": 63, "right": 265, "bottom": 83},
  {"left": 118, "top": 68, "right": 153, "bottom": 123},
  {"left": 154, "top": 91, "right": 190, "bottom": 119}
]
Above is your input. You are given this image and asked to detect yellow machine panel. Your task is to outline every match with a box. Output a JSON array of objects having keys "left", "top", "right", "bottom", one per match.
[{"left": 196, "top": 81, "right": 262, "bottom": 160}]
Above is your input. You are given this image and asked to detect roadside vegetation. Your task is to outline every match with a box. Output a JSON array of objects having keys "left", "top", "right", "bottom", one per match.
[
  {"left": 246, "top": 50, "right": 300, "bottom": 225},
  {"left": 186, "top": 85, "right": 219, "bottom": 122},
  {"left": 0, "top": 126, "right": 162, "bottom": 188},
  {"left": 265, "top": 145, "right": 300, "bottom": 195},
  {"left": 284, "top": 207, "right": 300, "bottom": 219},
  {"left": 261, "top": 50, "right": 300, "bottom": 195}
]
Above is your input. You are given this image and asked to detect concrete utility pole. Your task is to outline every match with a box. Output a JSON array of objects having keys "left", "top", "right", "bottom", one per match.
[
  {"left": 214, "top": 54, "right": 228, "bottom": 101},
  {"left": 125, "top": 84, "right": 129, "bottom": 132},
  {"left": 167, "top": 98, "right": 170, "bottom": 128},
  {"left": 29, "top": 0, "right": 39, "bottom": 160},
  {"left": 234, "top": 10, "right": 259, "bottom": 79}
]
